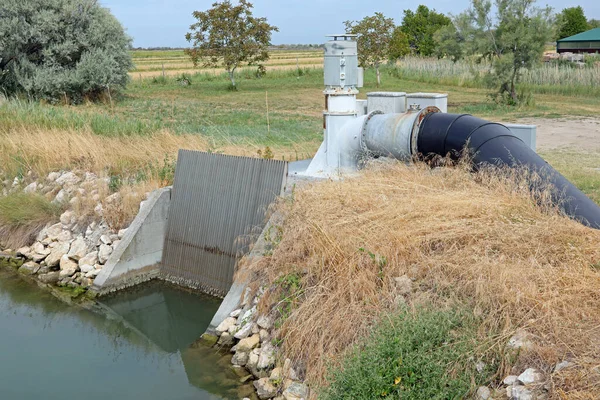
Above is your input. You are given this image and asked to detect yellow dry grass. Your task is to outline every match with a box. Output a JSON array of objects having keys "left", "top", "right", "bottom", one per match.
[{"left": 245, "top": 161, "right": 600, "bottom": 398}]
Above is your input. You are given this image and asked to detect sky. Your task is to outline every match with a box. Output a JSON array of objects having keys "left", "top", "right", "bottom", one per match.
[{"left": 99, "top": 0, "right": 600, "bottom": 48}]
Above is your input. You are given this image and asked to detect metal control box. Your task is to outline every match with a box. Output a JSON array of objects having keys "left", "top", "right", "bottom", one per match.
[{"left": 324, "top": 34, "right": 359, "bottom": 88}]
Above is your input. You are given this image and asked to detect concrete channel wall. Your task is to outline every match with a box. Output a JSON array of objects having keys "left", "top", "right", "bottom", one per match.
[{"left": 92, "top": 187, "right": 171, "bottom": 294}]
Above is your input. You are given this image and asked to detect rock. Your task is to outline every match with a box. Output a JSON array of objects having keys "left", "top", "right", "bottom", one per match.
[
  {"left": 46, "top": 242, "right": 71, "bottom": 267},
  {"left": 60, "top": 210, "right": 76, "bottom": 227},
  {"left": 80, "top": 264, "right": 94, "bottom": 274},
  {"left": 84, "top": 172, "right": 97, "bottom": 182},
  {"left": 234, "top": 322, "right": 254, "bottom": 340},
  {"left": 56, "top": 230, "right": 71, "bottom": 242},
  {"left": 503, "top": 375, "right": 518, "bottom": 386},
  {"left": 270, "top": 367, "right": 282, "bottom": 382},
  {"left": 109, "top": 234, "right": 119, "bottom": 242},
  {"left": 216, "top": 317, "right": 237, "bottom": 334},
  {"left": 258, "top": 343, "right": 276, "bottom": 370},
  {"left": 230, "top": 309, "right": 242, "bottom": 318},
  {"left": 394, "top": 275, "right": 413, "bottom": 295},
  {"left": 517, "top": 368, "right": 543, "bottom": 385},
  {"left": 81, "top": 277, "right": 93, "bottom": 288},
  {"left": 32, "top": 242, "right": 46, "bottom": 254},
  {"left": 237, "top": 334, "right": 260, "bottom": 353},
  {"left": 68, "top": 237, "right": 88, "bottom": 261},
  {"left": 253, "top": 378, "right": 277, "bottom": 400},
  {"left": 247, "top": 349, "right": 260, "bottom": 374},
  {"left": 283, "top": 382, "right": 309, "bottom": 400},
  {"left": 554, "top": 360, "right": 572, "bottom": 372},
  {"left": 476, "top": 361, "right": 486, "bottom": 373},
  {"left": 53, "top": 189, "right": 68, "bottom": 204},
  {"left": 79, "top": 251, "right": 98, "bottom": 267},
  {"left": 18, "top": 261, "right": 40, "bottom": 275},
  {"left": 117, "top": 229, "right": 127, "bottom": 239},
  {"left": 232, "top": 351, "right": 249, "bottom": 366},
  {"left": 98, "top": 244, "right": 112, "bottom": 264},
  {"left": 94, "top": 203, "right": 103, "bottom": 216},
  {"left": 46, "top": 223, "right": 63, "bottom": 241},
  {"left": 218, "top": 332, "right": 235, "bottom": 347},
  {"left": 47, "top": 172, "right": 60, "bottom": 182},
  {"left": 259, "top": 329, "right": 270, "bottom": 343},
  {"left": 240, "top": 306, "right": 257, "bottom": 324},
  {"left": 55, "top": 172, "right": 80, "bottom": 186},
  {"left": 511, "top": 386, "right": 534, "bottom": 400},
  {"left": 31, "top": 252, "right": 50, "bottom": 263},
  {"left": 112, "top": 240, "right": 121, "bottom": 249},
  {"left": 59, "top": 255, "right": 79, "bottom": 278},
  {"left": 23, "top": 182, "right": 37, "bottom": 193},
  {"left": 16, "top": 247, "right": 31, "bottom": 258},
  {"left": 100, "top": 235, "right": 112, "bottom": 245},
  {"left": 257, "top": 314, "right": 274, "bottom": 330},
  {"left": 37, "top": 265, "right": 50, "bottom": 275},
  {"left": 283, "top": 359, "right": 299, "bottom": 381},
  {"left": 476, "top": 386, "right": 491, "bottom": 400},
  {"left": 84, "top": 268, "right": 101, "bottom": 278},
  {"left": 38, "top": 271, "right": 60, "bottom": 284},
  {"left": 507, "top": 330, "right": 533, "bottom": 351}
]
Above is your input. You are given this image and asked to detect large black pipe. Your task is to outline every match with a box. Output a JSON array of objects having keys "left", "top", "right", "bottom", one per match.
[{"left": 417, "top": 113, "right": 600, "bottom": 229}]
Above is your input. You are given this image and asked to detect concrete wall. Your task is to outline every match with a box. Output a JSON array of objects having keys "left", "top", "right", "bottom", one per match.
[
  {"left": 92, "top": 187, "right": 171, "bottom": 294},
  {"left": 504, "top": 124, "right": 537, "bottom": 151}
]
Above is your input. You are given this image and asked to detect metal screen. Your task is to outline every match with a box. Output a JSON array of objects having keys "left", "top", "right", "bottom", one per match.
[{"left": 161, "top": 150, "right": 287, "bottom": 297}]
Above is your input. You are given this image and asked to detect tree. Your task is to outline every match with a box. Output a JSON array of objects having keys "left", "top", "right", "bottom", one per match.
[
  {"left": 588, "top": 19, "right": 600, "bottom": 30},
  {"left": 457, "top": 0, "right": 554, "bottom": 105},
  {"left": 400, "top": 5, "right": 452, "bottom": 56},
  {"left": 557, "top": 6, "right": 588, "bottom": 40},
  {"left": 389, "top": 28, "right": 411, "bottom": 62},
  {"left": 185, "top": 0, "right": 278, "bottom": 89},
  {"left": 344, "top": 13, "right": 395, "bottom": 87},
  {"left": 0, "top": 0, "right": 132, "bottom": 103}
]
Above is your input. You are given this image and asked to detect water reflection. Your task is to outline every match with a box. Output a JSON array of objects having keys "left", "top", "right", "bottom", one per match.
[{"left": 0, "top": 271, "right": 246, "bottom": 400}]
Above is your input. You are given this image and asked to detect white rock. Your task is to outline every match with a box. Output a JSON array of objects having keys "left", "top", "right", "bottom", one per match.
[
  {"left": 98, "top": 244, "right": 112, "bottom": 264},
  {"left": 55, "top": 172, "right": 80, "bottom": 186},
  {"left": 32, "top": 242, "right": 46, "bottom": 254},
  {"left": 511, "top": 386, "right": 534, "bottom": 400},
  {"left": 283, "top": 382, "right": 309, "bottom": 400},
  {"left": 68, "top": 237, "right": 88, "bottom": 261},
  {"left": 476, "top": 386, "right": 491, "bottom": 400},
  {"left": 80, "top": 264, "right": 94, "bottom": 274},
  {"left": 216, "top": 317, "right": 237, "bottom": 334},
  {"left": 46, "top": 242, "right": 71, "bottom": 267},
  {"left": 46, "top": 223, "right": 63, "bottom": 241},
  {"left": 23, "top": 182, "right": 37, "bottom": 193},
  {"left": 475, "top": 361, "right": 486, "bottom": 373},
  {"left": 16, "top": 247, "right": 31, "bottom": 258},
  {"left": 554, "top": 360, "right": 572, "bottom": 372},
  {"left": 230, "top": 309, "right": 242, "bottom": 318},
  {"left": 118, "top": 229, "right": 127, "bottom": 239},
  {"left": 47, "top": 172, "right": 60, "bottom": 182},
  {"left": 85, "top": 268, "right": 101, "bottom": 278},
  {"left": 59, "top": 255, "right": 79, "bottom": 278},
  {"left": 259, "top": 329, "right": 270, "bottom": 343},
  {"left": 503, "top": 375, "right": 518, "bottom": 386},
  {"left": 60, "top": 210, "right": 76, "bottom": 227},
  {"left": 31, "top": 252, "right": 50, "bottom": 263},
  {"left": 507, "top": 330, "right": 533, "bottom": 350},
  {"left": 12, "top": 177, "right": 19, "bottom": 187},
  {"left": 257, "top": 314, "right": 274, "bottom": 330},
  {"left": 253, "top": 378, "right": 277, "bottom": 400},
  {"left": 517, "top": 368, "right": 543, "bottom": 385},
  {"left": 394, "top": 275, "right": 413, "bottom": 295},
  {"left": 257, "top": 343, "right": 276, "bottom": 370},
  {"left": 237, "top": 334, "right": 260, "bottom": 353},
  {"left": 18, "top": 261, "right": 40, "bottom": 275},
  {"left": 84, "top": 172, "right": 97, "bottom": 182},
  {"left": 94, "top": 203, "right": 103, "bottom": 216},
  {"left": 52, "top": 189, "right": 68, "bottom": 204},
  {"left": 56, "top": 230, "right": 72, "bottom": 242},
  {"left": 232, "top": 351, "right": 249, "bottom": 366},
  {"left": 240, "top": 306, "right": 257, "bottom": 323},
  {"left": 234, "top": 322, "right": 254, "bottom": 340},
  {"left": 79, "top": 251, "right": 98, "bottom": 267},
  {"left": 100, "top": 235, "right": 112, "bottom": 245}
]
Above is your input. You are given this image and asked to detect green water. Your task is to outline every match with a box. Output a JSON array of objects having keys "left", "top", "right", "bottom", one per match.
[{"left": 0, "top": 271, "right": 248, "bottom": 399}]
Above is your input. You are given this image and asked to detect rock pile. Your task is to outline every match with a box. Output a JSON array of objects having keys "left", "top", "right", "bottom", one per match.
[{"left": 211, "top": 289, "right": 309, "bottom": 400}]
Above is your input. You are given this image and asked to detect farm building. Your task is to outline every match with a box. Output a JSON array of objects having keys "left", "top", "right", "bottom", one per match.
[{"left": 557, "top": 28, "right": 600, "bottom": 53}]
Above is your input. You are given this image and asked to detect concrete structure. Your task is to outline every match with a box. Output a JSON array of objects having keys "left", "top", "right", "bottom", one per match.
[
  {"left": 367, "top": 92, "right": 407, "bottom": 114},
  {"left": 406, "top": 93, "right": 448, "bottom": 113},
  {"left": 92, "top": 187, "right": 171, "bottom": 294},
  {"left": 557, "top": 28, "right": 600, "bottom": 54},
  {"left": 504, "top": 124, "right": 537, "bottom": 151}
]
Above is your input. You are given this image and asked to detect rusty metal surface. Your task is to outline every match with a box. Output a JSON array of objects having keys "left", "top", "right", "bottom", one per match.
[{"left": 161, "top": 150, "right": 287, "bottom": 297}]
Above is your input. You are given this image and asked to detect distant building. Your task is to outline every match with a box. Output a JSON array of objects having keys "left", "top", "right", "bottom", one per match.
[{"left": 557, "top": 28, "right": 600, "bottom": 53}]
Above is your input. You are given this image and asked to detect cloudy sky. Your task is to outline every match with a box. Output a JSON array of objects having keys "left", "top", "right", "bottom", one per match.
[{"left": 99, "top": 0, "right": 600, "bottom": 48}]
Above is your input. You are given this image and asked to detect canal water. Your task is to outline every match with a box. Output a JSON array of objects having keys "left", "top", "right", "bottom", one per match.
[{"left": 0, "top": 270, "right": 248, "bottom": 399}]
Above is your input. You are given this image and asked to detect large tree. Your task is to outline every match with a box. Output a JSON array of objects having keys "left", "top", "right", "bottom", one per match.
[
  {"left": 589, "top": 19, "right": 600, "bottom": 29},
  {"left": 400, "top": 5, "right": 451, "bottom": 56},
  {"left": 344, "top": 13, "right": 395, "bottom": 87},
  {"left": 455, "top": 0, "right": 554, "bottom": 105},
  {"left": 185, "top": 0, "right": 278, "bottom": 89},
  {"left": 557, "top": 6, "right": 589, "bottom": 40},
  {"left": 0, "top": 0, "right": 132, "bottom": 103}
]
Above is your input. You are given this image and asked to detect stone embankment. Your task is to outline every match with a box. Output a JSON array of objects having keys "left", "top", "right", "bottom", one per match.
[
  {"left": 205, "top": 288, "right": 309, "bottom": 400},
  {"left": 0, "top": 170, "right": 143, "bottom": 293}
]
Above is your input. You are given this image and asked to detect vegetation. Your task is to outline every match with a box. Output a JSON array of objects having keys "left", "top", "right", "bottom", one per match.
[
  {"left": 185, "top": 0, "right": 278, "bottom": 89},
  {"left": 344, "top": 13, "right": 396, "bottom": 87},
  {"left": 557, "top": 6, "right": 590, "bottom": 40},
  {"left": 0, "top": 0, "right": 132, "bottom": 103},
  {"left": 0, "top": 192, "right": 61, "bottom": 248},
  {"left": 399, "top": 5, "right": 451, "bottom": 56},
  {"left": 323, "top": 306, "right": 495, "bottom": 399},
  {"left": 250, "top": 162, "right": 600, "bottom": 397}
]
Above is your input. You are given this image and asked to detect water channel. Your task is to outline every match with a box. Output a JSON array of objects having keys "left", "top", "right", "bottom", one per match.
[{"left": 0, "top": 269, "right": 248, "bottom": 399}]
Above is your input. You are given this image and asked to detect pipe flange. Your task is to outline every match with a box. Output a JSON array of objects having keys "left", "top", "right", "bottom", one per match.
[
  {"left": 410, "top": 106, "right": 441, "bottom": 157},
  {"left": 360, "top": 110, "right": 383, "bottom": 153}
]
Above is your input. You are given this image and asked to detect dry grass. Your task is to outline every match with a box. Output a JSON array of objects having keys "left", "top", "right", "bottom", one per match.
[{"left": 245, "top": 161, "right": 600, "bottom": 397}]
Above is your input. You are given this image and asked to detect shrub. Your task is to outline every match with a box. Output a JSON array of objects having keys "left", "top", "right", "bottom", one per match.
[{"left": 0, "top": 0, "right": 133, "bottom": 103}]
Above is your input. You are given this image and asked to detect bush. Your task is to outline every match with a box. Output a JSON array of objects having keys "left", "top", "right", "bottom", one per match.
[
  {"left": 322, "top": 306, "right": 496, "bottom": 400},
  {"left": 0, "top": 0, "right": 133, "bottom": 103}
]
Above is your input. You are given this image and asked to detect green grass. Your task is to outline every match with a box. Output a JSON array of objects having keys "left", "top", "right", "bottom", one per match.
[
  {"left": 322, "top": 305, "right": 497, "bottom": 400},
  {"left": 0, "top": 192, "right": 62, "bottom": 249},
  {"left": 541, "top": 151, "right": 600, "bottom": 204}
]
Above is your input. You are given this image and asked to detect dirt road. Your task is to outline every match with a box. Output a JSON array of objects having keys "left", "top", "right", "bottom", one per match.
[{"left": 517, "top": 117, "right": 600, "bottom": 151}]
